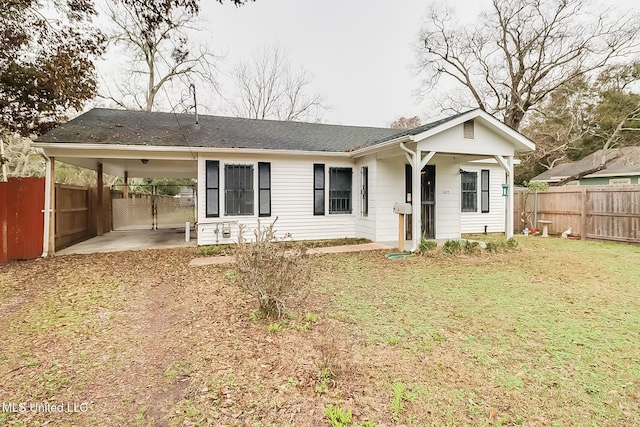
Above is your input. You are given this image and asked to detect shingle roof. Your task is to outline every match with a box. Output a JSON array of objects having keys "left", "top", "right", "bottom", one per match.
[
  {"left": 532, "top": 147, "right": 640, "bottom": 181},
  {"left": 362, "top": 109, "right": 476, "bottom": 147},
  {"left": 36, "top": 108, "right": 404, "bottom": 152}
]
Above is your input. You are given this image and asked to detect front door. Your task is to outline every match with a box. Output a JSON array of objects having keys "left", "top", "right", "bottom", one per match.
[
  {"left": 405, "top": 164, "right": 436, "bottom": 240},
  {"left": 421, "top": 165, "right": 436, "bottom": 239}
]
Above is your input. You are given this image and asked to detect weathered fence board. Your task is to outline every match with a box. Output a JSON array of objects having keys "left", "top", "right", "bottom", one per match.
[
  {"left": 514, "top": 185, "right": 640, "bottom": 244},
  {"left": 55, "top": 185, "right": 111, "bottom": 250}
]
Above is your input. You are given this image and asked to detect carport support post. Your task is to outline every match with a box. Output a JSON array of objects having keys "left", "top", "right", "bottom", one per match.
[
  {"left": 48, "top": 157, "right": 56, "bottom": 255},
  {"left": 123, "top": 171, "right": 128, "bottom": 198},
  {"left": 97, "top": 162, "right": 104, "bottom": 236}
]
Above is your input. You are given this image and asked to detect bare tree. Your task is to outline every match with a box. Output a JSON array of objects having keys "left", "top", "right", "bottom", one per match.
[
  {"left": 389, "top": 116, "right": 421, "bottom": 129},
  {"left": 417, "top": 0, "right": 640, "bottom": 130},
  {"left": 229, "top": 45, "right": 327, "bottom": 121},
  {"left": 0, "top": 133, "right": 44, "bottom": 178},
  {"left": 100, "top": 0, "right": 220, "bottom": 111}
]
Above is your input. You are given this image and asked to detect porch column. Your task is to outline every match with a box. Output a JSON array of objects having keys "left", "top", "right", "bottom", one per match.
[
  {"left": 506, "top": 156, "right": 514, "bottom": 238},
  {"left": 97, "top": 162, "right": 104, "bottom": 236},
  {"left": 495, "top": 155, "right": 515, "bottom": 239},
  {"left": 412, "top": 149, "right": 422, "bottom": 249}
]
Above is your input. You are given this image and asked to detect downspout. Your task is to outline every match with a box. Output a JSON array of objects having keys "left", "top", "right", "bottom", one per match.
[
  {"left": 36, "top": 148, "right": 51, "bottom": 257},
  {"left": 399, "top": 142, "right": 418, "bottom": 252}
]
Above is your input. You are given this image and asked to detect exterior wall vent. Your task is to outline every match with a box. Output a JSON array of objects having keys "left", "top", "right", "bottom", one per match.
[{"left": 463, "top": 120, "right": 474, "bottom": 139}]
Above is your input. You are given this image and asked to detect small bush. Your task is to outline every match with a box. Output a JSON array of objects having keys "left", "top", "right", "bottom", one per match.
[
  {"left": 462, "top": 240, "right": 481, "bottom": 254},
  {"left": 485, "top": 241, "right": 500, "bottom": 253},
  {"left": 315, "top": 334, "right": 343, "bottom": 379},
  {"left": 268, "top": 323, "right": 282, "bottom": 334},
  {"left": 417, "top": 238, "right": 438, "bottom": 254},
  {"left": 324, "top": 404, "right": 352, "bottom": 427},
  {"left": 441, "top": 240, "right": 462, "bottom": 255},
  {"left": 485, "top": 238, "right": 519, "bottom": 253},
  {"left": 315, "top": 368, "right": 335, "bottom": 395},
  {"left": 235, "top": 219, "right": 309, "bottom": 318},
  {"left": 505, "top": 237, "right": 519, "bottom": 250},
  {"left": 196, "top": 244, "right": 234, "bottom": 257}
]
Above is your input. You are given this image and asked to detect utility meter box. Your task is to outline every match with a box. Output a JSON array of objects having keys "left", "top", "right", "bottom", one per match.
[{"left": 393, "top": 202, "right": 412, "bottom": 215}]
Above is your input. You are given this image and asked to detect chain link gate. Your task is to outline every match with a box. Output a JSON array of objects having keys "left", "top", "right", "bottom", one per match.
[{"left": 111, "top": 185, "right": 196, "bottom": 231}]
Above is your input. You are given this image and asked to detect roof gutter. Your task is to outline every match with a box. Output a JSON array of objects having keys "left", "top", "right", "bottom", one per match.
[
  {"left": 349, "top": 134, "right": 415, "bottom": 158},
  {"left": 31, "top": 143, "right": 352, "bottom": 158}
]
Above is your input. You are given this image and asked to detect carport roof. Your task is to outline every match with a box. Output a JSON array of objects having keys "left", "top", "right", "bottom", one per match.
[{"left": 36, "top": 108, "right": 403, "bottom": 153}]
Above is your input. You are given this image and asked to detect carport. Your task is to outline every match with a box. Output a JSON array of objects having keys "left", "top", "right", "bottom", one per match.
[
  {"left": 56, "top": 229, "right": 196, "bottom": 255},
  {"left": 33, "top": 109, "right": 199, "bottom": 255}
]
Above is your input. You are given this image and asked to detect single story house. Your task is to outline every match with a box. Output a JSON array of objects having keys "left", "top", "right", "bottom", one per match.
[
  {"left": 532, "top": 147, "right": 640, "bottom": 186},
  {"left": 34, "top": 108, "right": 535, "bottom": 253}
]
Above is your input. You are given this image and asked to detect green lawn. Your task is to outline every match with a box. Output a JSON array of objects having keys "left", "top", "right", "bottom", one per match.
[{"left": 0, "top": 237, "right": 639, "bottom": 426}]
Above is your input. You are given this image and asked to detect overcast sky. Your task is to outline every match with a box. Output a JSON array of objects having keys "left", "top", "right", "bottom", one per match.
[
  {"left": 199, "top": 0, "right": 487, "bottom": 127},
  {"left": 95, "top": 0, "right": 640, "bottom": 128}
]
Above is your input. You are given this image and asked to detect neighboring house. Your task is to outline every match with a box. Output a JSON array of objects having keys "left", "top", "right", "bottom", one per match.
[
  {"left": 532, "top": 147, "right": 640, "bottom": 186},
  {"left": 34, "top": 108, "right": 534, "bottom": 252}
]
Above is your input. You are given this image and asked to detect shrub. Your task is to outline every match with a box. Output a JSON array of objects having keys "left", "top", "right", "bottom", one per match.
[
  {"left": 196, "top": 244, "right": 234, "bottom": 256},
  {"left": 441, "top": 240, "right": 462, "bottom": 255},
  {"left": 324, "top": 404, "right": 352, "bottom": 427},
  {"left": 485, "top": 241, "right": 500, "bottom": 253},
  {"left": 485, "top": 238, "right": 519, "bottom": 253},
  {"left": 235, "top": 219, "right": 309, "bottom": 318},
  {"left": 417, "top": 238, "right": 438, "bottom": 254},
  {"left": 315, "top": 334, "right": 344, "bottom": 380},
  {"left": 462, "top": 240, "right": 481, "bottom": 254},
  {"left": 268, "top": 323, "right": 282, "bottom": 334},
  {"left": 505, "top": 237, "right": 519, "bottom": 250}
]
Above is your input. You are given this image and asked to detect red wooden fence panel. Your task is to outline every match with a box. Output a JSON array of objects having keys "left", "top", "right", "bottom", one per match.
[
  {"left": 0, "top": 181, "right": 8, "bottom": 263},
  {"left": 0, "top": 178, "right": 45, "bottom": 261}
]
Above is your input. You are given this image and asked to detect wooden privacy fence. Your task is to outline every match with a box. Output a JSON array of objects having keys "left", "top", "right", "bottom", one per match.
[
  {"left": 0, "top": 177, "right": 45, "bottom": 262},
  {"left": 1, "top": 179, "right": 112, "bottom": 263},
  {"left": 55, "top": 185, "right": 111, "bottom": 250},
  {"left": 514, "top": 186, "right": 640, "bottom": 244}
]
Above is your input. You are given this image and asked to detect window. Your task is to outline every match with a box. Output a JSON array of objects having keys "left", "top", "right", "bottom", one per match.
[
  {"left": 258, "top": 162, "right": 271, "bottom": 217},
  {"left": 461, "top": 171, "right": 477, "bottom": 212},
  {"left": 609, "top": 178, "right": 631, "bottom": 185},
  {"left": 329, "top": 167, "right": 352, "bottom": 214},
  {"left": 225, "top": 164, "right": 254, "bottom": 216},
  {"left": 463, "top": 120, "right": 474, "bottom": 139},
  {"left": 205, "top": 160, "right": 219, "bottom": 218},
  {"left": 361, "top": 166, "right": 369, "bottom": 217},
  {"left": 481, "top": 169, "right": 490, "bottom": 213},
  {"left": 313, "top": 164, "right": 325, "bottom": 215}
]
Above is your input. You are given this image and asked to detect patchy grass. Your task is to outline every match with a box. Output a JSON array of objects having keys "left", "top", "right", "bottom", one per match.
[{"left": 0, "top": 237, "right": 639, "bottom": 425}]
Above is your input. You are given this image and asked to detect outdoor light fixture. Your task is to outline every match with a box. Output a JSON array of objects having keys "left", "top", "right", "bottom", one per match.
[
  {"left": 502, "top": 183, "right": 509, "bottom": 197},
  {"left": 141, "top": 159, "right": 149, "bottom": 164}
]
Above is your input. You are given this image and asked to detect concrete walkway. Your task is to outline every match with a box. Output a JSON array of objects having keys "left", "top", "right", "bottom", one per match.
[
  {"left": 188, "top": 242, "right": 394, "bottom": 266},
  {"left": 57, "top": 230, "right": 196, "bottom": 255}
]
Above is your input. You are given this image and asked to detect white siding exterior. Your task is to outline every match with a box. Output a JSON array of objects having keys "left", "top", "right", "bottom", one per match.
[
  {"left": 431, "top": 156, "right": 462, "bottom": 239},
  {"left": 354, "top": 155, "right": 377, "bottom": 241},
  {"left": 417, "top": 120, "right": 516, "bottom": 157},
  {"left": 193, "top": 118, "right": 524, "bottom": 245},
  {"left": 197, "top": 153, "right": 358, "bottom": 245},
  {"left": 373, "top": 155, "right": 407, "bottom": 242},
  {"left": 459, "top": 163, "right": 507, "bottom": 234}
]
